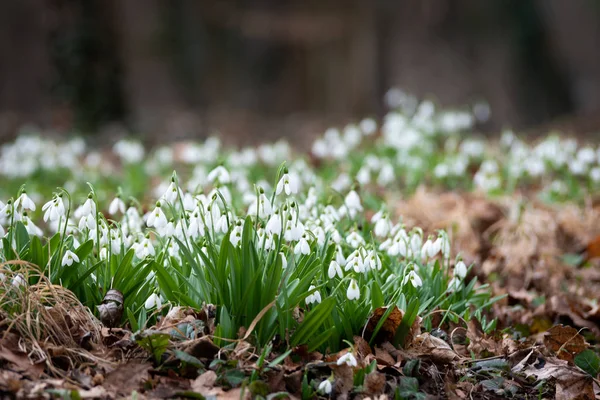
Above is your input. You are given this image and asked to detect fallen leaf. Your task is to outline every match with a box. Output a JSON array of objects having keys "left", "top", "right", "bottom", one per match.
[
  {"left": 0, "top": 346, "right": 44, "bottom": 379},
  {"left": 365, "top": 306, "right": 403, "bottom": 344},
  {"left": 513, "top": 351, "right": 595, "bottom": 400},
  {"left": 411, "top": 333, "right": 461, "bottom": 363},
  {"left": 374, "top": 346, "right": 395, "bottom": 366},
  {"left": 544, "top": 325, "right": 588, "bottom": 362},
  {"left": 103, "top": 362, "right": 151, "bottom": 396},
  {"left": 364, "top": 371, "right": 386, "bottom": 395}
]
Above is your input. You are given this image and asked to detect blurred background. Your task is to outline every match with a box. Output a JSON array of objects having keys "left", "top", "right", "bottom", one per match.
[{"left": 1, "top": 0, "right": 599, "bottom": 146}]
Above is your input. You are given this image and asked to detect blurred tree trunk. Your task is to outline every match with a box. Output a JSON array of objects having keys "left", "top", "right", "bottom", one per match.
[
  {"left": 0, "top": 1, "right": 52, "bottom": 138},
  {"left": 114, "top": 0, "right": 187, "bottom": 138}
]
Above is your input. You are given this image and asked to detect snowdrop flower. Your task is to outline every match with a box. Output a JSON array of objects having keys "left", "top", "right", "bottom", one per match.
[
  {"left": 284, "top": 218, "right": 304, "bottom": 242},
  {"left": 318, "top": 379, "right": 332, "bottom": 395},
  {"left": 373, "top": 214, "right": 391, "bottom": 238},
  {"left": 249, "top": 187, "right": 273, "bottom": 219},
  {"left": 80, "top": 194, "right": 97, "bottom": 217},
  {"left": 207, "top": 165, "right": 231, "bottom": 184},
  {"left": 377, "top": 163, "right": 395, "bottom": 186},
  {"left": 147, "top": 202, "right": 168, "bottom": 229},
  {"left": 335, "top": 245, "right": 346, "bottom": 267},
  {"left": 135, "top": 237, "right": 155, "bottom": 259},
  {"left": 108, "top": 196, "right": 126, "bottom": 216},
  {"left": 441, "top": 235, "right": 451, "bottom": 259},
  {"left": 346, "top": 250, "right": 365, "bottom": 273},
  {"left": 42, "top": 195, "right": 66, "bottom": 222},
  {"left": 12, "top": 274, "right": 26, "bottom": 287},
  {"left": 61, "top": 250, "right": 80, "bottom": 267},
  {"left": 409, "top": 233, "right": 422, "bottom": 258},
  {"left": 305, "top": 285, "right": 322, "bottom": 305},
  {"left": 356, "top": 166, "right": 371, "bottom": 185},
  {"left": 15, "top": 191, "right": 36, "bottom": 212},
  {"left": 346, "top": 231, "right": 365, "bottom": 248},
  {"left": 421, "top": 236, "right": 441, "bottom": 259},
  {"left": 590, "top": 167, "right": 600, "bottom": 182},
  {"left": 145, "top": 293, "right": 162, "bottom": 310},
  {"left": 294, "top": 234, "right": 311, "bottom": 255},
  {"left": 276, "top": 169, "right": 298, "bottom": 196},
  {"left": 402, "top": 270, "right": 423, "bottom": 288},
  {"left": 360, "top": 118, "right": 377, "bottom": 135},
  {"left": 230, "top": 221, "right": 243, "bottom": 247},
  {"left": 366, "top": 250, "right": 382, "bottom": 270},
  {"left": 344, "top": 189, "right": 363, "bottom": 218},
  {"left": 454, "top": 260, "right": 467, "bottom": 279},
  {"left": 328, "top": 260, "right": 343, "bottom": 279},
  {"left": 162, "top": 179, "right": 181, "bottom": 204},
  {"left": 337, "top": 352, "right": 358, "bottom": 367},
  {"left": 22, "top": 213, "right": 42, "bottom": 236},
  {"left": 279, "top": 252, "right": 287, "bottom": 269},
  {"left": 346, "top": 279, "right": 360, "bottom": 301}
]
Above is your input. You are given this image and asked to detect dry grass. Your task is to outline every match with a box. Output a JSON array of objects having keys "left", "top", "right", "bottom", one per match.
[{"left": 0, "top": 261, "right": 105, "bottom": 377}]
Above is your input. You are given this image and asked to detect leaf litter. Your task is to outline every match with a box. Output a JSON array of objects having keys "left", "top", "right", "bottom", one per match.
[{"left": 3, "top": 191, "right": 600, "bottom": 398}]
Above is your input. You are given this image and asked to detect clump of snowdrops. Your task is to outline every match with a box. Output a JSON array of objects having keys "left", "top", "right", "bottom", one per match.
[{"left": 0, "top": 157, "right": 497, "bottom": 352}]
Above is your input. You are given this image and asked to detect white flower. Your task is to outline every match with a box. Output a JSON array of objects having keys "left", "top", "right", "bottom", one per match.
[
  {"left": 294, "top": 235, "right": 311, "bottom": 255},
  {"left": 284, "top": 219, "right": 304, "bottom": 242},
  {"left": 356, "top": 166, "right": 371, "bottom": 185},
  {"left": 207, "top": 165, "right": 231, "bottom": 184},
  {"left": 402, "top": 270, "right": 423, "bottom": 288},
  {"left": 279, "top": 252, "right": 287, "bottom": 269},
  {"left": 276, "top": 172, "right": 298, "bottom": 196},
  {"left": 230, "top": 222, "right": 243, "bottom": 247},
  {"left": 22, "top": 214, "right": 43, "bottom": 236},
  {"left": 145, "top": 293, "right": 162, "bottom": 310},
  {"left": 61, "top": 250, "right": 80, "bottom": 267},
  {"left": 305, "top": 285, "right": 322, "bottom": 305},
  {"left": 135, "top": 238, "right": 155, "bottom": 259},
  {"left": 346, "top": 231, "right": 365, "bottom": 248},
  {"left": 422, "top": 237, "right": 441, "bottom": 259},
  {"left": 360, "top": 118, "right": 377, "bottom": 135},
  {"left": 335, "top": 245, "right": 346, "bottom": 266},
  {"left": 346, "top": 279, "right": 360, "bottom": 301},
  {"left": 318, "top": 379, "right": 332, "bottom": 394},
  {"left": 12, "top": 274, "right": 26, "bottom": 287},
  {"left": 328, "top": 260, "right": 343, "bottom": 279},
  {"left": 250, "top": 190, "right": 273, "bottom": 219},
  {"left": 374, "top": 215, "right": 391, "bottom": 238},
  {"left": 162, "top": 181, "right": 181, "bottom": 204},
  {"left": 337, "top": 352, "right": 357, "bottom": 367},
  {"left": 377, "top": 163, "right": 395, "bottom": 186},
  {"left": 15, "top": 192, "right": 36, "bottom": 211},
  {"left": 344, "top": 190, "right": 363, "bottom": 217},
  {"left": 42, "top": 196, "right": 66, "bottom": 222},
  {"left": 147, "top": 203, "right": 168, "bottom": 229},
  {"left": 266, "top": 211, "right": 282, "bottom": 235},
  {"left": 441, "top": 235, "right": 451, "bottom": 259},
  {"left": 366, "top": 250, "right": 382, "bottom": 270},
  {"left": 80, "top": 196, "right": 97, "bottom": 217},
  {"left": 108, "top": 196, "right": 126, "bottom": 215},
  {"left": 454, "top": 260, "right": 467, "bottom": 279}
]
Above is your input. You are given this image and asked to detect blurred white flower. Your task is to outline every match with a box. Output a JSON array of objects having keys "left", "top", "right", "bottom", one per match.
[{"left": 61, "top": 250, "right": 80, "bottom": 267}]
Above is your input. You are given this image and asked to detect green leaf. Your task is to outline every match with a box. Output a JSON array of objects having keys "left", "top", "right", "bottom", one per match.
[
  {"left": 575, "top": 349, "right": 600, "bottom": 377},
  {"left": 173, "top": 350, "right": 203, "bottom": 368},
  {"left": 75, "top": 239, "right": 94, "bottom": 261},
  {"left": 134, "top": 330, "right": 170, "bottom": 363},
  {"left": 291, "top": 296, "right": 335, "bottom": 347},
  {"left": 127, "top": 308, "right": 139, "bottom": 332},
  {"left": 393, "top": 298, "right": 419, "bottom": 348},
  {"left": 403, "top": 359, "right": 420, "bottom": 377},
  {"left": 15, "top": 222, "right": 30, "bottom": 256}
]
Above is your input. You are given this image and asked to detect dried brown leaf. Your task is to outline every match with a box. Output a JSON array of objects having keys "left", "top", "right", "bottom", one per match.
[
  {"left": 544, "top": 325, "right": 588, "bottom": 362},
  {"left": 365, "top": 306, "right": 403, "bottom": 344}
]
